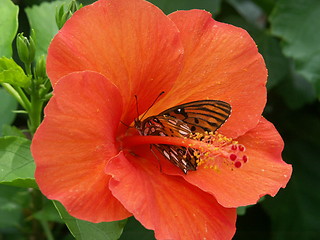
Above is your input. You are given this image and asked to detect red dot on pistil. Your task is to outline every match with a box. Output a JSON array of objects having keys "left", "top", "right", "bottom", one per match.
[
  {"left": 230, "top": 154, "right": 237, "bottom": 161},
  {"left": 234, "top": 161, "right": 242, "bottom": 168}
]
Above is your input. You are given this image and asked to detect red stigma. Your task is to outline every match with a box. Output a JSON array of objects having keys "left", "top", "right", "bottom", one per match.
[
  {"left": 238, "top": 145, "right": 245, "bottom": 151},
  {"left": 234, "top": 161, "right": 242, "bottom": 168},
  {"left": 229, "top": 154, "right": 237, "bottom": 161},
  {"left": 231, "top": 145, "right": 237, "bottom": 151}
]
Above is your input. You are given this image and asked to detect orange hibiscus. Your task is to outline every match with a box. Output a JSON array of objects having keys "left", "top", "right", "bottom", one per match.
[{"left": 31, "top": 0, "right": 292, "bottom": 239}]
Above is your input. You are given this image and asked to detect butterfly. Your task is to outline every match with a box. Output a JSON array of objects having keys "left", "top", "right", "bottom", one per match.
[{"left": 134, "top": 99, "right": 231, "bottom": 174}]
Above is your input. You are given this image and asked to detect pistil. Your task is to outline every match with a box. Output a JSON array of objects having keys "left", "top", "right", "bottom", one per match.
[{"left": 122, "top": 131, "right": 248, "bottom": 171}]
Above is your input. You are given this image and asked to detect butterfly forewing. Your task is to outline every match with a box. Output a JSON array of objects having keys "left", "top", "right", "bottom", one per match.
[
  {"left": 135, "top": 100, "right": 231, "bottom": 173},
  {"left": 159, "top": 100, "right": 231, "bottom": 134}
]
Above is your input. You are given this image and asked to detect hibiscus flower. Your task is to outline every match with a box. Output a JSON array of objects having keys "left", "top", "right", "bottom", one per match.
[{"left": 31, "top": 0, "right": 292, "bottom": 239}]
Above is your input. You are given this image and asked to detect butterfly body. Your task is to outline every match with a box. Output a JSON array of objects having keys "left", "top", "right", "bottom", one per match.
[{"left": 134, "top": 100, "right": 231, "bottom": 173}]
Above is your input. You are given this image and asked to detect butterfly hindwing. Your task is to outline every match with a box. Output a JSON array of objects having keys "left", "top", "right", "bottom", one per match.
[{"left": 153, "top": 144, "right": 197, "bottom": 174}]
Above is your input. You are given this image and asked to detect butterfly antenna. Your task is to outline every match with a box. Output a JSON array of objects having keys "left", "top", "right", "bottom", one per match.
[
  {"left": 138, "top": 91, "right": 165, "bottom": 120},
  {"left": 134, "top": 95, "right": 140, "bottom": 120},
  {"left": 120, "top": 120, "right": 131, "bottom": 128}
]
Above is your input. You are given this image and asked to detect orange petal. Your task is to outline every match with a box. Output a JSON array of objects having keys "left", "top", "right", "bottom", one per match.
[
  {"left": 47, "top": 0, "right": 183, "bottom": 123},
  {"left": 31, "top": 71, "right": 131, "bottom": 222},
  {"left": 182, "top": 117, "right": 292, "bottom": 208},
  {"left": 106, "top": 150, "right": 236, "bottom": 240},
  {"left": 151, "top": 10, "right": 267, "bottom": 138}
]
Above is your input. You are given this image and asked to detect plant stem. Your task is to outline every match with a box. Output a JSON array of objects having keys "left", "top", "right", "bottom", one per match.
[
  {"left": 1, "top": 83, "right": 30, "bottom": 110},
  {"left": 39, "top": 219, "right": 55, "bottom": 240},
  {"left": 30, "top": 189, "right": 55, "bottom": 240},
  {"left": 15, "top": 86, "right": 32, "bottom": 111},
  {"left": 24, "top": 62, "right": 32, "bottom": 76},
  {"left": 28, "top": 82, "right": 43, "bottom": 135}
]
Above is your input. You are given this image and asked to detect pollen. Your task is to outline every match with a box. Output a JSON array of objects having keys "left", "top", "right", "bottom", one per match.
[{"left": 189, "top": 131, "right": 248, "bottom": 171}]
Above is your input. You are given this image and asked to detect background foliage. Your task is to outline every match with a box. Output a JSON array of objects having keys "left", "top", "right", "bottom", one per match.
[{"left": 1, "top": 0, "right": 319, "bottom": 239}]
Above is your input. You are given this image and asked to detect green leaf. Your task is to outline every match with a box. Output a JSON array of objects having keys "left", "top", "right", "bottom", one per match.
[
  {"left": 54, "top": 201, "right": 127, "bottom": 240},
  {"left": 236, "top": 206, "right": 248, "bottom": 216},
  {"left": 227, "top": 0, "right": 265, "bottom": 28},
  {"left": 119, "top": 217, "right": 155, "bottom": 240},
  {"left": 270, "top": 0, "right": 320, "bottom": 96},
  {"left": 236, "top": 196, "right": 265, "bottom": 216},
  {"left": 1, "top": 125, "right": 26, "bottom": 138},
  {"left": 33, "top": 200, "right": 64, "bottom": 223},
  {"left": 0, "top": 0, "right": 19, "bottom": 57},
  {"left": 276, "top": 69, "right": 317, "bottom": 110},
  {"left": 0, "top": 185, "right": 30, "bottom": 230},
  {"left": 0, "top": 57, "right": 31, "bottom": 87},
  {"left": 78, "top": 0, "right": 96, "bottom": 5},
  {"left": 149, "top": 0, "right": 222, "bottom": 15},
  {"left": 25, "top": 1, "right": 64, "bottom": 59},
  {"left": 252, "top": 0, "right": 277, "bottom": 15},
  {"left": 0, "top": 88, "right": 18, "bottom": 136},
  {"left": 0, "top": 136, "right": 36, "bottom": 188}
]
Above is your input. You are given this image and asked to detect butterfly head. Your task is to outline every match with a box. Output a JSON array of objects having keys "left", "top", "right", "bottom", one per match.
[
  {"left": 134, "top": 117, "right": 143, "bottom": 134},
  {"left": 134, "top": 92, "right": 165, "bottom": 135}
]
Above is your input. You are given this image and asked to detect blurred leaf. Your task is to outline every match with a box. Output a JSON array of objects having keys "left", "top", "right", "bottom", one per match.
[
  {"left": 54, "top": 201, "right": 127, "bottom": 240},
  {"left": 33, "top": 200, "right": 64, "bottom": 223},
  {"left": 236, "top": 206, "right": 247, "bottom": 216},
  {"left": 0, "top": 57, "right": 31, "bottom": 87},
  {"left": 262, "top": 107, "right": 320, "bottom": 240},
  {"left": 227, "top": 0, "right": 265, "bottom": 28},
  {"left": 255, "top": 33, "right": 290, "bottom": 89},
  {"left": 252, "top": 0, "right": 276, "bottom": 15},
  {"left": 0, "top": 185, "right": 30, "bottom": 230},
  {"left": 296, "top": 54, "right": 320, "bottom": 95},
  {"left": 3, "top": 178, "right": 37, "bottom": 189},
  {"left": 1, "top": 125, "right": 26, "bottom": 138},
  {"left": 0, "top": 194, "right": 21, "bottom": 229},
  {"left": 25, "top": 1, "right": 64, "bottom": 59},
  {"left": 0, "top": 136, "right": 36, "bottom": 188},
  {"left": 270, "top": 0, "right": 320, "bottom": 96},
  {"left": 236, "top": 197, "right": 265, "bottom": 216},
  {"left": 234, "top": 204, "right": 271, "bottom": 240},
  {"left": 276, "top": 69, "right": 316, "bottom": 110},
  {"left": 0, "top": 0, "right": 19, "bottom": 57},
  {"left": 119, "top": 217, "right": 155, "bottom": 240},
  {"left": 79, "top": 0, "right": 96, "bottom": 5},
  {"left": 0, "top": 88, "right": 18, "bottom": 136},
  {"left": 149, "top": 0, "right": 222, "bottom": 15}
]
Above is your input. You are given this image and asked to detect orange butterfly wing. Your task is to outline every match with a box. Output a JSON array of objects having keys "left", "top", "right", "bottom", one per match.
[{"left": 159, "top": 100, "right": 231, "bottom": 134}]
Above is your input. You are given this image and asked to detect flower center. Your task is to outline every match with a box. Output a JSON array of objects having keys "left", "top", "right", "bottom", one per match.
[
  {"left": 188, "top": 132, "right": 248, "bottom": 171},
  {"left": 122, "top": 131, "right": 248, "bottom": 172}
]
